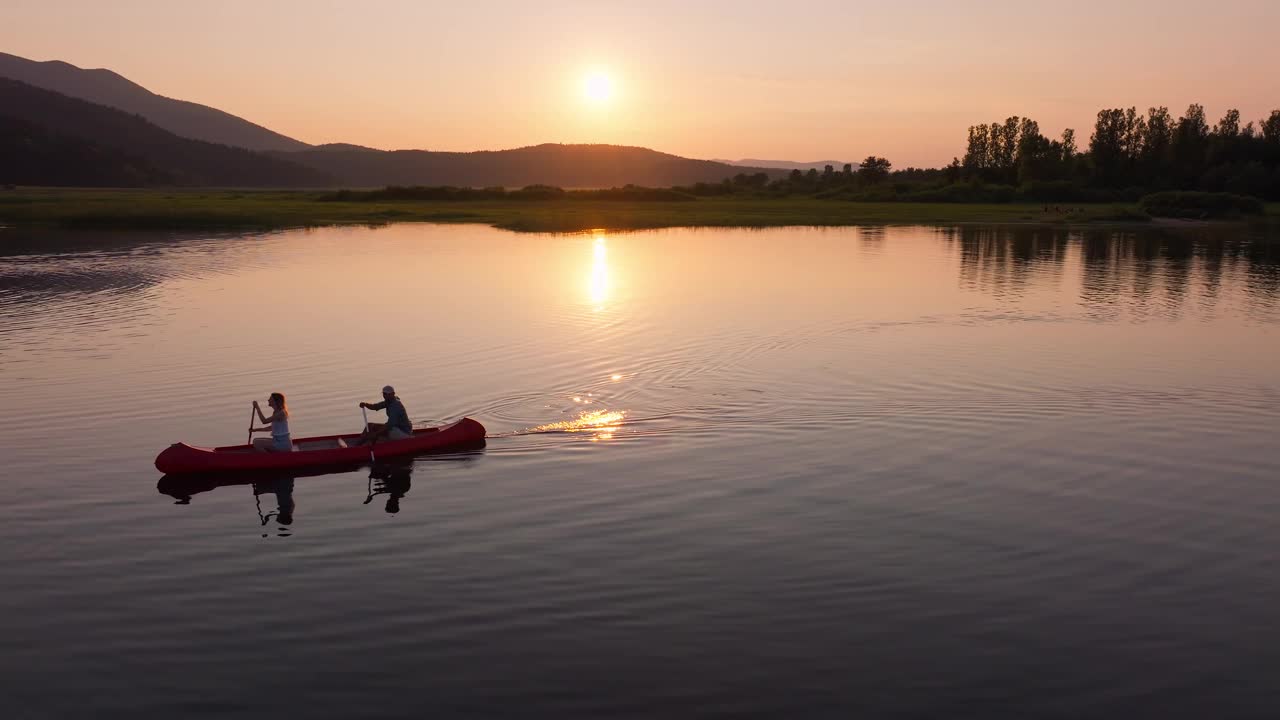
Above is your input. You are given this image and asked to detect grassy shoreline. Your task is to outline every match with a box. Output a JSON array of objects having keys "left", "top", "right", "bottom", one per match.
[{"left": 1, "top": 188, "right": 1274, "bottom": 234}]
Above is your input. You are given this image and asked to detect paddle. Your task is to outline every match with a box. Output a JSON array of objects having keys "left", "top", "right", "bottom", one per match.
[
  {"left": 246, "top": 403, "right": 256, "bottom": 446},
  {"left": 361, "top": 406, "right": 377, "bottom": 463}
]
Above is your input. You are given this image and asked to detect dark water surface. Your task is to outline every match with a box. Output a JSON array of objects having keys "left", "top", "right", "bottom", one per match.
[{"left": 2, "top": 223, "right": 1278, "bottom": 719}]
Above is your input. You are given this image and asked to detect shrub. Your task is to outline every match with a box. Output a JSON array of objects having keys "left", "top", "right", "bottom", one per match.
[
  {"left": 906, "top": 182, "right": 1018, "bottom": 203},
  {"left": 1139, "top": 191, "right": 1264, "bottom": 218},
  {"left": 512, "top": 185, "right": 566, "bottom": 200},
  {"left": 574, "top": 186, "right": 695, "bottom": 201}
]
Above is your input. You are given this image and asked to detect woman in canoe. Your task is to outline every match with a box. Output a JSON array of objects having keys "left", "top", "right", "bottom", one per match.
[{"left": 250, "top": 392, "right": 293, "bottom": 452}]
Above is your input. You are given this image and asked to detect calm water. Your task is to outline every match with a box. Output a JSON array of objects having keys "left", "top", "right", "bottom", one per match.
[{"left": 2, "top": 222, "right": 1278, "bottom": 719}]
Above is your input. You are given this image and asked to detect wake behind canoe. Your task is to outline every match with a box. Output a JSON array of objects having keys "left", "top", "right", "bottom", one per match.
[{"left": 155, "top": 418, "right": 486, "bottom": 474}]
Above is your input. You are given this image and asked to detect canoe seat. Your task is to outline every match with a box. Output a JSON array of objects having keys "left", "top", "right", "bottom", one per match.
[{"left": 294, "top": 438, "right": 348, "bottom": 451}]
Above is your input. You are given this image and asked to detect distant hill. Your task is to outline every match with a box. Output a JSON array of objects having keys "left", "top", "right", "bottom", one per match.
[
  {"left": 0, "top": 114, "right": 172, "bottom": 186},
  {"left": 0, "top": 53, "right": 785, "bottom": 188},
  {"left": 715, "top": 158, "right": 851, "bottom": 172},
  {"left": 276, "top": 144, "right": 786, "bottom": 188},
  {"left": 0, "top": 51, "right": 310, "bottom": 152},
  {"left": 312, "top": 143, "right": 382, "bottom": 153},
  {"left": 0, "top": 78, "right": 331, "bottom": 187}
]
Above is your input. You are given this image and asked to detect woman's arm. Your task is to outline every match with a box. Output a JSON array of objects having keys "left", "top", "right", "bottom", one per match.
[
  {"left": 252, "top": 408, "right": 285, "bottom": 427},
  {"left": 254, "top": 402, "right": 269, "bottom": 424}
]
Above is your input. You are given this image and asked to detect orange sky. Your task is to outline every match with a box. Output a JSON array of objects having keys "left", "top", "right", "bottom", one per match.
[{"left": 4, "top": 0, "right": 1279, "bottom": 166}]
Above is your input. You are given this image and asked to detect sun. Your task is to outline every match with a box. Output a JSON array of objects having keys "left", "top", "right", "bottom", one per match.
[{"left": 584, "top": 71, "right": 614, "bottom": 104}]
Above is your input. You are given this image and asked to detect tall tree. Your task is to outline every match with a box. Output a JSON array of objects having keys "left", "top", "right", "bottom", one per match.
[
  {"left": 1061, "top": 128, "right": 1077, "bottom": 158},
  {"left": 1263, "top": 111, "right": 1280, "bottom": 143},
  {"left": 1120, "top": 107, "right": 1147, "bottom": 166},
  {"left": 1139, "top": 106, "right": 1173, "bottom": 183},
  {"left": 1090, "top": 108, "right": 1130, "bottom": 186},
  {"left": 1171, "top": 104, "right": 1210, "bottom": 184},
  {"left": 963, "top": 124, "right": 991, "bottom": 171},
  {"left": 998, "top": 117, "right": 1020, "bottom": 180},
  {"left": 856, "top": 156, "right": 892, "bottom": 183},
  {"left": 1215, "top": 109, "right": 1241, "bottom": 138}
]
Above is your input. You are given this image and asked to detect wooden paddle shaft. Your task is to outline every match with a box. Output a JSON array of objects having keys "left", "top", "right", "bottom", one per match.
[{"left": 362, "top": 406, "right": 376, "bottom": 463}]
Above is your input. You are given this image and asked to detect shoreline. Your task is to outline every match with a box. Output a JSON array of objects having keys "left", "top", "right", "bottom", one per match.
[{"left": 1, "top": 188, "right": 1273, "bottom": 234}]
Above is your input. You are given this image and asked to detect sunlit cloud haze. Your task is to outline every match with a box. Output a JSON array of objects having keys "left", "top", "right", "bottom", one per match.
[{"left": 4, "top": 0, "right": 1278, "bottom": 166}]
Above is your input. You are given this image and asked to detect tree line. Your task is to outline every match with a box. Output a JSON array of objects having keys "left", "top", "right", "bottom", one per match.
[
  {"left": 316, "top": 103, "right": 1280, "bottom": 213},
  {"left": 725, "top": 104, "right": 1280, "bottom": 203},
  {"left": 962, "top": 105, "right": 1280, "bottom": 197}
]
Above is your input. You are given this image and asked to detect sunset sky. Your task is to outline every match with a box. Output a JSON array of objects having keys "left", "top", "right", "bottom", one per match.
[{"left": 4, "top": 0, "right": 1279, "bottom": 166}]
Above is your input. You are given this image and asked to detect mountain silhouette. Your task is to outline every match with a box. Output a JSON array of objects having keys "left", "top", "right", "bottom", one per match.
[
  {"left": 0, "top": 53, "right": 783, "bottom": 188},
  {"left": 277, "top": 144, "right": 784, "bottom": 188},
  {"left": 714, "top": 158, "right": 851, "bottom": 171},
  {"left": 0, "top": 51, "right": 309, "bottom": 152},
  {"left": 0, "top": 77, "right": 330, "bottom": 187}
]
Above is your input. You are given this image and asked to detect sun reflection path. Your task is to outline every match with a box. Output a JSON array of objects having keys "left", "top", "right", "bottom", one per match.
[
  {"left": 588, "top": 231, "right": 609, "bottom": 309},
  {"left": 532, "top": 409, "right": 626, "bottom": 441}
]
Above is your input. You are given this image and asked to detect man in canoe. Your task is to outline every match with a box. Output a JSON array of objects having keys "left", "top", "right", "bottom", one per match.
[{"left": 353, "top": 385, "right": 413, "bottom": 446}]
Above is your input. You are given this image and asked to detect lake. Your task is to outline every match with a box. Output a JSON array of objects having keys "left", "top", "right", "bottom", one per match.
[{"left": 1, "top": 222, "right": 1278, "bottom": 719}]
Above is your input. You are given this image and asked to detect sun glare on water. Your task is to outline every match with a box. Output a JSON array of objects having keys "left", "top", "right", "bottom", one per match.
[{"left": 533, "top": 409, "right": 626, "bottom": 441}]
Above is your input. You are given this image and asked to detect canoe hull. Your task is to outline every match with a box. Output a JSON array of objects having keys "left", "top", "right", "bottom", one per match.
[{"left": 155, "top": 418, "right": 486, "bottom": 474}]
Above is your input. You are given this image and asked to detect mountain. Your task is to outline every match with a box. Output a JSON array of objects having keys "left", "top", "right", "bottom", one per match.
[
  {"left": 0, "top": 114, "right": 171, "bottom": 186},
  {"left": 0, "top": 53, "right": 782, "bottom": 188},
  {"left": 715, "top": 158, "right": 851, "bottom": 172},
  {"left": 312, "top": 143, "right": 382, "bottom": 153},
  {"left": 0, "top": 77, "right": 331, "bottom": 187},
  {"left": 0, "top": 51, "right": 310, "bottom": 152},
  {"left": 276, "top": 144, "right": 786, "bottom": 188}
]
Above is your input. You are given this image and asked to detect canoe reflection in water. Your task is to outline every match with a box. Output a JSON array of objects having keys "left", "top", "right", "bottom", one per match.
[
  {"left": 158, "top": 472, "right": 305, "bottom": 537},
  {"left": 156, "top": 451, "right": 481, "bottom": 534}
]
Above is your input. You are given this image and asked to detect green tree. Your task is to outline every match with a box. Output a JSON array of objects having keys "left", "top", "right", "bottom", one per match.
[
  {"left": 1171, "top": 104, "right": 1210, "bottom": 185},
  {"left": 1215, "top": 109, "right": 1241, "bottom": 138},
  {"left": 963, "top": 124, "right": 990, "bottom": 172},
  {"left": 856, "top": 156, "right": 892, "bottom": 183},
  {"left": 1061, "top": 128, "right": 1077, "bottom": 158},
  {"left": 944, "top": 158, "right": 962, "bottom": 183},
  {"left": 998, "top": 117, "right": 1020, "bottom": 180},
  {"left": 1121, "top": 107, "right": 1146, "bottom": 165},
  {"left": 1139, "top": 107, "right": 1173, "bottom": 183},
  {"left": 1263, "top": 111, "right": 1280, "bottom": 143},
  {"left": 1090, "top": 108, "right": 1130, "bottom": 186}
]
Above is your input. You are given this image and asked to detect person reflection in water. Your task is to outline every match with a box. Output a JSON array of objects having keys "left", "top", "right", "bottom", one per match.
[
  {"left": 366, "top": 465, "right": 412, "bottom": 514},
  {"left": 256, "top": 477, "right": 295, "bottom": 528}
]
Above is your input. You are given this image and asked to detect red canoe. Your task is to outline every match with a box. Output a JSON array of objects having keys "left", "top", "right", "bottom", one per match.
[{"left": 155, "top": 418, "right": 486, "bottom": 474}]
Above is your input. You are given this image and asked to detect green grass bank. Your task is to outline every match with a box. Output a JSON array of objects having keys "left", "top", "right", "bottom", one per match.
[{"left": 1, "top": 187, "right": 1272, "bottom": 234}]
